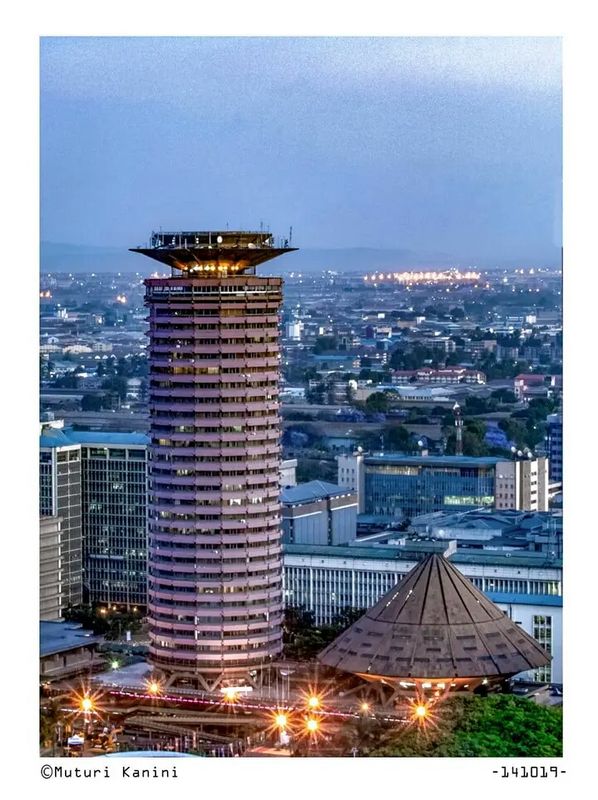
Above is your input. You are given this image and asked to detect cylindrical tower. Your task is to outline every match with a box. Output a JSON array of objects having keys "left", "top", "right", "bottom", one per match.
[{"left": 132, "top": 230, "right": 296, "bottom": 690}]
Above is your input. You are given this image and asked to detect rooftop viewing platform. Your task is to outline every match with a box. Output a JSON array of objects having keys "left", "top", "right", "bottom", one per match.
[{"left": 131, "top": 230, "right": 297, "bottom": 275}]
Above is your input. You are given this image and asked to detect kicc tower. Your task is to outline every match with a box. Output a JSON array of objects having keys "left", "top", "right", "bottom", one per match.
[{"left": 132, "top": 231, "right": 296, "bottom": 690}]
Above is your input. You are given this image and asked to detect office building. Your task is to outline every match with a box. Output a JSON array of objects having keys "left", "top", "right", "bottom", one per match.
[
  {"left": 40, "top": 421, "right": 83, "bottom": 607},
  {"left": 281, "top": 481, "right": 358, "bottom": 546},
  {"left": 76, "top": 432, "right": 148, "bottom": 608},
  {"left": 338, "top": 453, "right": 549, "bottom": 518},
  {"left": 133, "top": 229, "right": 295, "bottom": 690},
  {"left": 40, "top": 422, "right": 149, "bottom": 608},
  {"left": 283, "top": 542, "right": 561, "bottom": 683},
  {"left": 40, "top": 516, "right": 63, "bottom": 621},
  {"left": 494, "top": 457, "right": 548, "bottom": 512},
  {"left": 546, "top": 413, "right": 563, "bottom": 483}
]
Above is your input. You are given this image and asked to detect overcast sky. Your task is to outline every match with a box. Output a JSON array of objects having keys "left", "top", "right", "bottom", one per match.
[{"left": 40, "top": 37, "right": 561, "bottom": 264}]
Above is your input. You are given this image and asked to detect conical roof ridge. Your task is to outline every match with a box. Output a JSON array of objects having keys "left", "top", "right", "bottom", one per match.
[{"left": 318, "top": 553, "right": 550, "bottom": 681}]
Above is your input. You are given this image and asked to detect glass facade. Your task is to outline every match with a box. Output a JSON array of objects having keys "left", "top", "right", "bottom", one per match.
[
  {"left": 364, "top": 464, "right": 496, "bottom": 518},
  {"left": 39, "top": 451, "right": 53, "bottom": 515},
  {"left": 547, "top": 415, "right": 562, "bottom": 483},
  {"left": 80, "top": 444, "right": 147, "bottom": 607}
]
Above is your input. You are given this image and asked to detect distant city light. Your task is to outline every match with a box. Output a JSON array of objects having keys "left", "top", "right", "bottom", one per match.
[{"left": 363, "top": 269, "right": 480, "bottom": 285}]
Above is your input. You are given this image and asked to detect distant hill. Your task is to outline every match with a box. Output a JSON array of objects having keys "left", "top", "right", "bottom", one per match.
[{"left": 40, "top": 241, "right": 561, "bottom": 274}]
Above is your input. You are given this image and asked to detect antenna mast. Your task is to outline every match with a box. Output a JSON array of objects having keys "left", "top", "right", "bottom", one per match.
[{"left": 453, "top": 402, "right": 463, "bottom": 456}]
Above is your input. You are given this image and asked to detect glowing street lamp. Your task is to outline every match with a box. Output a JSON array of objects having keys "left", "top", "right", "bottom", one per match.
[
  {"left": 360, "top": 702, "right": 370, "bottom": 713},
  {"left": 146, "top": 679, "right": 162, "bottom": 696},
  {"left": 275, "top": 713, "right": 288, "bottom": 730},
  {"left": 414, "top": 704, "right": 427, "bottom": 719},
  {"left": 222, "top": 687, "right": 238, "bottom": 703},
  {"left": 81, "top": 697, "right": 94, "bottom": 713},
  {"left": 111, "top": 660, "right": 119, "bottom": 670},
  {"left": 307, "top": 695, "right": 320, "bottom": 710},
  {"left": 306, "top": 718, "right": 319, "bottom": 734}
]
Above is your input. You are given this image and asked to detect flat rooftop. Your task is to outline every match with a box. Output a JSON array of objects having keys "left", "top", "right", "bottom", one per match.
[
  {"left": 40, "top": 426, "right": 149, "bottom": 449},
  {"left": 364, "top": 454, "right": 502, "bottom": 468},
  {"left": 283, "top": 542, "right": 562, "bottom": 569},
  {"left": 40, "top": 621, "right": 103, "bottom": 656}
]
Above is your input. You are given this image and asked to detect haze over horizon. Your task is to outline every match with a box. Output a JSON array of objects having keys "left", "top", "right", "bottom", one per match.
[{"left": 41, "top": 37, "right": 562, "bottom": 268}]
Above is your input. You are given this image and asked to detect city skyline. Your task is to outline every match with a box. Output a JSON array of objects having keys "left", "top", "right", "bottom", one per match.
[{"left": 35, "top": 30, "right": 567, "bottom": 766}]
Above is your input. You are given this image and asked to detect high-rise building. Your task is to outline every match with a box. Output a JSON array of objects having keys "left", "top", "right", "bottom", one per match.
[
  {"left": 546, "top": 413, "right": 563, "bottom": 483},
  {"left": 133, "top": 230, "right": 295, "bottom": 690},
  {"left": 76, "top": 432, "right": 148, "bottom": 608},
  {"left": 40, "top": 515, "right": 64, "bottom": 621},
  {"left": 40, "top": 421, "right": 83, "bottom": 607},
  {"left": 39, "top": 422, "right": 149, "bottom": 609}
]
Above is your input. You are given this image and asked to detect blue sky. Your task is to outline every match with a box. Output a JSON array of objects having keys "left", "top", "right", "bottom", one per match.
[{"left": 40, "top": 37, "right": 561, "bottom": 264}]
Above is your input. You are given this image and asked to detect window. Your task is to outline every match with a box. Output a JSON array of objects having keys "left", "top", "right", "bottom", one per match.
[{"left": 532, "top": 614, "right": 552, "bottom": 682}]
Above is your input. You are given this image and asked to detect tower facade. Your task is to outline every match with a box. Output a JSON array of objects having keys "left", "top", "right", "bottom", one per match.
[{"left": 134, "top": 231, "right": 295, "bottom": 689}]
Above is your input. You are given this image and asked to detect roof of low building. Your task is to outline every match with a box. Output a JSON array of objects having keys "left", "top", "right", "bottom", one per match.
[
  {"left": 40, "top": 426, "right": 148, "bottom": 448},
  {"left": 282, "top": 480, "right": 356, "bottom": 505},
  {"left": 364, "top": 454, "right": 502, "bottom": 468},
  {"left": 283, "top": 541, "right": 562, "bottom": 569},
  {"left": 40, "top": 621, "right": 103, "bottom": 656},
  {"left": 318, "top": 553, "right": 551, "bottom": 681}
]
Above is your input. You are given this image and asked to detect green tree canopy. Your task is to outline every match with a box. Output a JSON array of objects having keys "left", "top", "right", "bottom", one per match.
[{"left": 358, "top": 695, "right": 562, "bottom": 758}]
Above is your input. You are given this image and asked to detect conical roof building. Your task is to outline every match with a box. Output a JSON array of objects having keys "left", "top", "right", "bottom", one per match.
[{"left": 318, "top": 553, "right": 550, "bottom": 689}]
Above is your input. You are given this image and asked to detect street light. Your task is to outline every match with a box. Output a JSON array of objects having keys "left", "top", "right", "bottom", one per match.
[
  {"left": 307, "top": 695, "right": 320, "bottom": 710},
  {"left": 146, "top": 679, "right": 162, "bottom": 696},
  {"left": 223, "top": 687, "right": 238, "bottom": 703},
  {"left": 360, "top": 702, "right": 370, "bottom": 713},
  {"left": 306, "top": 718, "right": 319, "bottom": 733},
  {"left": 81, "top": 697, "right": 93, "bottom": 713},
  {"left": 275, "top": 713, "right": 288, "bottom": 730}
]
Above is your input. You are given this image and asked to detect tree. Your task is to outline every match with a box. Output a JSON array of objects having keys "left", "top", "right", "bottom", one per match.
[
  {"left": 313, "top": 335, "right": 338, "bottom": 354},
  {"left": 384, "top": 424, "right": 413, "bottom": 452},
  {"left": 101, "top": 375, "right": 128, "bottom": 401},
  {"left": 491, "top": 388, "right": 517, "bottom": 404},
  {"left": 81, "top": 394, "right": 104, "bottom": 412},
  {"left": 365, "top": 392, "right": 391, "bottom": 413},
  {"left": 362, "top": 695, "right": 562, "bottom": 757},
  {"left": 52, "top": 373, "right": 80, "bottom": 389},
  {"left": 40, "top": 698, "right": 66, "bottom": 749}
]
